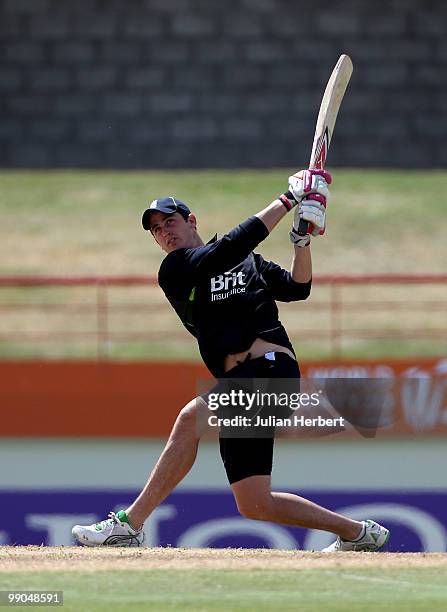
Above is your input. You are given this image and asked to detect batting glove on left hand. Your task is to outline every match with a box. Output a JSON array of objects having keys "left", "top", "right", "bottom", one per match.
[{"left": 288, "top": 169, "right": 332, "bottom": 204}]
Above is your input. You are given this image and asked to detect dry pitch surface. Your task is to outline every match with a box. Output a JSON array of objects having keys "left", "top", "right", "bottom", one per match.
[
  {"left": 1, "top": 546, "right": 446, "bottom": 571},
  {"left": 1, "top": 548, "right": 447, "bottom": 610}
]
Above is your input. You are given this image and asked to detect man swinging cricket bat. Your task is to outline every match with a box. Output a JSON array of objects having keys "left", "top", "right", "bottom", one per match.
[{"left": 72, "top": 55, "right": 390, "bottom": 552}]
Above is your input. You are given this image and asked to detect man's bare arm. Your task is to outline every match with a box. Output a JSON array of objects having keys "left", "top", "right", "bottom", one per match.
[
  {"left": 255, "top": 198, "right": 312, "bottom": 283},
  {"left": 291, "top": 244, "right": 312, "bottom": 283},
  {"left": 255, "top": 198, "right": 289, "bottom": 233}
]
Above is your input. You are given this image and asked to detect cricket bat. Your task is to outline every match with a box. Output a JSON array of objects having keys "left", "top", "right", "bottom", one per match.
[{"left": 297, "top": 54, "right": 353, "bottom": 236}]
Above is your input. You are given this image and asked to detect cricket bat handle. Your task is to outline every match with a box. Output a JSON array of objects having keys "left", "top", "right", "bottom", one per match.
[
  {"left": 297, "top": 216, "right": 312, "bottom": 237},
  {"left": 296, "top": 163, "right": 323, "bottom": 237},
  {"left": 297, "top": 218, "right": 310, "bottom": 237}
]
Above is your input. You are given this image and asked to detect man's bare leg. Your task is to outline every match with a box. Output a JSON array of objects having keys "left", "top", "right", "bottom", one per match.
[
  {"left": 125, "top": 398, "right": 208, "bottom": 529},
  {"left": 232, "top": 475, "right": 362, "bottom": 540}
]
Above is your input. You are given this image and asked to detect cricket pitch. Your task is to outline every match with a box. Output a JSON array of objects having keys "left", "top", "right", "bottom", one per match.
[{"left": 1, "top": 546, "right": 446, "bottom": 571}]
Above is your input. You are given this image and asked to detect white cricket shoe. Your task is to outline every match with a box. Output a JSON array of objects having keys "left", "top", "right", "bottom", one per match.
[
  {"left": 321, "top": 520, "right": 389, "bottom": 552},
  {"left": 72, "top": 510, "right": 145, "bottom": 547}
]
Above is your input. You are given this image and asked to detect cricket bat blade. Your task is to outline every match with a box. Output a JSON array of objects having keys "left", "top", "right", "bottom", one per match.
[{"left": 297, "top": 54, "right": 353, "bottom": 236}]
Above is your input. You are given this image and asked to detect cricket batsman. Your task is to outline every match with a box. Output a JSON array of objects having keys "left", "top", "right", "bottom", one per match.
[{"left": 72, "top": 170, "right": 389, "bottom": 552}]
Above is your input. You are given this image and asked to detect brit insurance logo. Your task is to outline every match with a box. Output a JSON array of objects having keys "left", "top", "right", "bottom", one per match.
[{"left": 210, "top": 271, "right": 246, "bottom": 302}]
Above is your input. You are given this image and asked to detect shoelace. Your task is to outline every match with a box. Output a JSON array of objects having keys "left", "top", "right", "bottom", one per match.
[{"left": 96, "top": 511, "right": 120, "bottom": 530}]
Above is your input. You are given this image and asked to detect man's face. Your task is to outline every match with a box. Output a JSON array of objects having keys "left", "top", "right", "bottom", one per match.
[{"left": 149, "top": 211, "right": 197, "bottom": 253}]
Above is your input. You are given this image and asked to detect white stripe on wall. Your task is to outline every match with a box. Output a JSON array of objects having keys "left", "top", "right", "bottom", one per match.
[{"left": 2, "top": 438, "right": 446, "bottom": 491}]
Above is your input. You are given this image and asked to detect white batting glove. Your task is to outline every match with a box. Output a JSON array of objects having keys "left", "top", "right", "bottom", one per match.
[
  {"left": 288, "top": 169, "right": 332, "bottom": 204},
  {"left": 288, "top": 169, "right": 331, "bottom": 245},
  {"left": 301, "top": 196, "right": 327, "bottom": 234},
  {"left": 290, "top": 196, "right": 327, "bottom": 245}
]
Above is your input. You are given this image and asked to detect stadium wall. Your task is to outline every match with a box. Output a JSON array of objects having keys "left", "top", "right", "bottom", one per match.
[
  {"left": 1, "top": 0, "right": 446, "bottom": 169},
  {"left": 2, "top": 357, "right": 446, "bottom": 551}
]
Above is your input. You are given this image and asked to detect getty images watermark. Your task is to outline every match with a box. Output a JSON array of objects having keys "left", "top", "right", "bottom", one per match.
[
  {"left": 196, "top": 377, "right": 392, "bottom": 439},
  {"left": 206, "top": 388, "right": 345, "bottom": 429}
]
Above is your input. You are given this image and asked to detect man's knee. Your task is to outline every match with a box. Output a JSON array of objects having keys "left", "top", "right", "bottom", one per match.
[
  {"left": 235, "top": 494, "right": 273, "bottom": 521},
  {"left": 175, "top": 398, "right": 208, "bottom": 436},
  {"left": 178, "top": 399, "right": 197, "bottom": 423}
]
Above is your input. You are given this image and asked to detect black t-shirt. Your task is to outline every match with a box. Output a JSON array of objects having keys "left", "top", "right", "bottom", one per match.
[{"left": 158, "top": 216, "right": 311, "bottom": 377}]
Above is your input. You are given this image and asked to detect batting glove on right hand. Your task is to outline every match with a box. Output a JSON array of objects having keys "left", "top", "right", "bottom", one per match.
[{"left": 289, "top": 169, "right": 331, "bottom": 246}]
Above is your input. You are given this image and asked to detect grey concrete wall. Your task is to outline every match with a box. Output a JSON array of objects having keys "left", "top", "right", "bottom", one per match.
[{"left": 1, "top": 0, "right": 446, "bottom": 168}]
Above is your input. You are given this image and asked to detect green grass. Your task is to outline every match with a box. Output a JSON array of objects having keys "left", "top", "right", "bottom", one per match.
[
  {"left": 1, "top": 168, "right": 446, "bottom": 275},
  {"left": 0, "top": 169, "right": 446, "bottom": 360},
  {"left": 1, "top": 568, "right": 447, "bottom": 611}
]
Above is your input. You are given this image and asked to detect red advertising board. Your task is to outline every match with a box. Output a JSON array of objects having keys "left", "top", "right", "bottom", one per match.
[{"left": 0, "top": 358, "right": 445, "bottom": 438}]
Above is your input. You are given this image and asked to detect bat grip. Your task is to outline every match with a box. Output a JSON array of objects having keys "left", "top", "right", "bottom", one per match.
[
  {"left": 285, "top": 189, "right": 310, "bottom": 236},
  {"left": 297, "top": 218, "right": 309, "bottom": 236}
]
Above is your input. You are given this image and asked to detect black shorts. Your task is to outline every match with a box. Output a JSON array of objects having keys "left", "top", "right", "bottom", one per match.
[{"left": 204, "top": 352, "right": 300, "bottom": 485}]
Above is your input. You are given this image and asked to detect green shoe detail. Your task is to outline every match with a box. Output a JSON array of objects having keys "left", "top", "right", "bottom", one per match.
[
  {"left": 94, "top": 510, "right": 129, "bottom": 531},
  {"left": 116, "top": 510, "right": 130, "bottom": 525}
]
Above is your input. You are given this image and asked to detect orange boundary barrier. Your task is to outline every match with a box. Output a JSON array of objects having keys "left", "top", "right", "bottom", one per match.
[
  {"left": 0, "top": 361, "right": 208, "bottom": 437},
  {"left": 1, "top": 358, "right": 446, "bottom": 438}
]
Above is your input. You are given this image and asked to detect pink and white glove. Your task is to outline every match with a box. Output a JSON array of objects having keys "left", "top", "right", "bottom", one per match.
[
  {"left": 288, "top": 169, "right": 332, "bottom": 246},
  {"left": 288, "top": 169, "right": 332, "bottom": 204}
]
